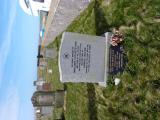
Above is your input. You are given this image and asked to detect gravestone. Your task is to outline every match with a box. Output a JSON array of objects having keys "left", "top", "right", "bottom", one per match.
[
  {"left": 39, "top": 65, "right": 45, "bottom": 70},
  {"left": 105, "top": 32, "right": 126, "bottom": 75},
  {"left": 108, "top": 45, "right": 125, "bottom": 74},
  {"left": 59, "top": 32, "right": 108, "bottom": 83},
  {"left": 39, "top": 59, "right": 47, "bottom": 67},
  {"left": 34, "top": 80, "right": 46, "bottom": 86},
  {"left": 31, "top": 91, "right": 65, "bottom": 107},
  {"left": 38, "top": 77, "right": 45, "bottom": 81},
  {"left": 45, "top": 48, "right": 57, "bottom": 59},
  {"left": 41, "top": 106, "right": 53, "bottom": 117}
]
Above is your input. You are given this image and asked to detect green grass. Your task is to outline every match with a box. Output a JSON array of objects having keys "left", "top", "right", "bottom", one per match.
[
  {"left": 46, "top": 0, "right": 160, "bottom": 119},
  {"left": 46, "top": 58, "right": 64, "bottom": 91}
]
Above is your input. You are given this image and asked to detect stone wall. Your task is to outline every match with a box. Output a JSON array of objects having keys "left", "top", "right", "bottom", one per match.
[{"left": 44, "top": 0, "right": 90, "bottom": 46}]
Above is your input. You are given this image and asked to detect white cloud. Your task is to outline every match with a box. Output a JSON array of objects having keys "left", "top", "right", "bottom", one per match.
[
  {"left": 0, "top": 88, "right": 19, "bottom": 120},
  {"left": 0, "top": 0, "right": 18, "bottom": 85}
]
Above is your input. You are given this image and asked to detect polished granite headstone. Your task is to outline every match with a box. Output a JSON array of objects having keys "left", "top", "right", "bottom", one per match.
[
  {"left": 105, "top": 32, "right": 126, "bottom": 75},
  {"left": 108, "top": 44, "right": 126, "bottom": 74}
]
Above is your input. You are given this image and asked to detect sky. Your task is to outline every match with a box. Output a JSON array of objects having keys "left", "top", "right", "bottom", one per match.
[{"left": 0, "top": 0, "right": 40, "bottom": 120}]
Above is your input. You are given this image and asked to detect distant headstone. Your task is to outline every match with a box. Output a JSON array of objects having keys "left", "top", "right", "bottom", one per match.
[
  {"left": 59, "top": 32, "right": 108, "bottom": 83},
  {"left": 45, "top": 48, "right": 57, "bottom": 59},
  {"left": 41, "top": 106, "right": 53, "bottom": 117},
  {"left": 39, "top": 65, "right": 46, "bottom": 70},
  {"left": 38, "top": 77, "right": 45, "bottom": 81},
  {"left": 42, "top": 83, "right": 52, "bottom": 91},
  {"left": 39, "top": 60, "right": 47, "bottom": 67},
  {"left": 34, "top": 80, "right": 46, "bottom": 86}
]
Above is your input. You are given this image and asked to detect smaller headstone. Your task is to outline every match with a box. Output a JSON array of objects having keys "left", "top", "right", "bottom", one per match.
[
  {"left": 45, "top": 48, "right": 57, "bottom": 59},
  {"left": 41, "top": 106, "right": 53, "bottom": 117},
  {"left": 42, "top": 83, "right": 52, "bottom": 91},
  {"left": 105, "top": 32, "right": 126, "bottom": 74},
  {"left": 38, "top": 77, "right": 45, "bottom": 81},
  {"left": 37, "top": 85, "right": 43, "bottom": 91},
  {"left": 109, "top": 45, "right": 125, "bottom": 74},
  {"left": 34, "top": 80, "right": 46, "bottom": 86},
  {"left": 39, "top": 60, "right": 47, "bottom": 67}
]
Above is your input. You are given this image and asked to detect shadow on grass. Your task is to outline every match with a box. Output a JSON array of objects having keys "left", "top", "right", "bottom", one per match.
[
  {"left": 85, "top": 1, "right": 108, "bottom": 119},
  {"left": 94, "top": 0, "right": 110, "bottom": 36},
  {"left": 64, "top": 84, "right": 68, "bottom": 91},
  {"left": 144, "top": 79, "right": 160, "bottom": 90},
  {"left": 60, "top": 112, "right": 65, "bottom": 120},
  {"left": 87, "top": 83, "right": 98, "bottom": 120}
]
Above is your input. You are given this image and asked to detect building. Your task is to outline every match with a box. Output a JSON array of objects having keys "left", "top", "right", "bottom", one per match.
[
  {"left": 19, "top": 0, "right": 52, "bottom": 16},
  {"left": 59, "top": 32, "right": 109, "bottom": 85}
]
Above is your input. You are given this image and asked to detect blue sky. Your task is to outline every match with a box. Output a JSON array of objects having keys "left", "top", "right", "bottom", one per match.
[{"left": 0, "top": 0, "right": 39, "bottom": 120}]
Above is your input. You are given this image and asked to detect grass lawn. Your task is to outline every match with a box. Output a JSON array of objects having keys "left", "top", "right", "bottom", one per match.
[{"left": 46, "top": 0, "right": 160, "bottom": 119}]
